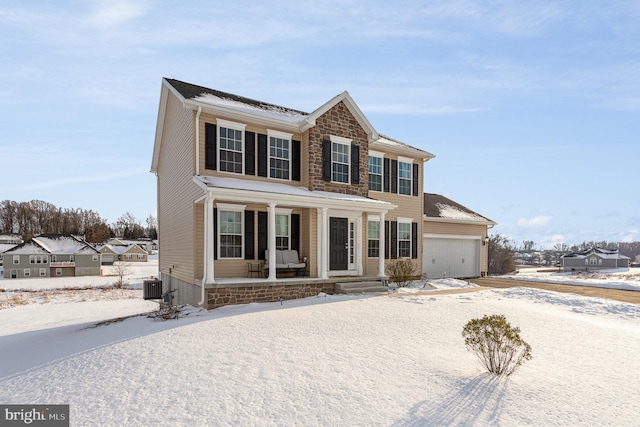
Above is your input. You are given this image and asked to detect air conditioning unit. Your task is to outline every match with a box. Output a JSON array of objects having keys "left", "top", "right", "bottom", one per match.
[{"left": 143, "top": 279, "right": 163, "bottom": 300}]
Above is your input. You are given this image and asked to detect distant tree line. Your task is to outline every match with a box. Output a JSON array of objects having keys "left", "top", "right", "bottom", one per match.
[{"left": 0, "top": 199, "right": 157, "bottom": 243}]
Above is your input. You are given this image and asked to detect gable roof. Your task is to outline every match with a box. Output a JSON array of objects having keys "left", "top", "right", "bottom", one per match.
[
  {"left": 423, "top": 193, "right": 495, "bottom": 225},
  {"left": 152, "top": 78, "right": 434, "bottom": 172},
  {"left": 4, "top": 234, "right": 99, "bottom": 255},
  {"left": 562, "top": 247, "right": 630, "bottom": 260}
]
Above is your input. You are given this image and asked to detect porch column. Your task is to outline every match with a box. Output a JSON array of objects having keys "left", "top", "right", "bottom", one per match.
[
  {"left": 320, "top": 207, "right": 328, "bottom": 279},
  {"left": 378, "top": 211, "right": 386, "bottom": 278},
  {"left": 204, "top": 195, "right": 215, "bottom": 284},
  {"left": 267, "top": 202, "right": 277, "bottom": 281}
]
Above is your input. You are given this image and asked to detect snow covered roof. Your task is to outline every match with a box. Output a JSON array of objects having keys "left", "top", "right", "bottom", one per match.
[
  {"left": 4, "top": 234, "right": 99, "bottom": 255},
  {"left": 423, "top": 193, "right": 495, "bottom": 224},
  {"left": 194, "top": 176, "right": 396, "bottom": 212},
  {"left": 562, "top": 247, "right": 630, "bottom": 260},
  {"left": 98, "top": 244, "right": 141, "bottom": 255}
]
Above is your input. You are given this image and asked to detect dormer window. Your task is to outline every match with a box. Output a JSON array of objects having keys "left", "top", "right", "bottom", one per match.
[{"left": 217, "top": 119, "right": 246, "bottom": 174}]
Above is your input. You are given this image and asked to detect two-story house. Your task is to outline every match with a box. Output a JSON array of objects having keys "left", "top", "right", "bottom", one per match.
[
  {"left": 151, "top": 78, "right": 490, "bottom": 309},
  {"left": 2, "top": 234, "right": 101, "bottom": 278}
]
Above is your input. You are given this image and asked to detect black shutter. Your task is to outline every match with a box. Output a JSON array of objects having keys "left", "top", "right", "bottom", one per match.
[
  {"left": 411, "top": 222, "right": 418, "bottom": 259},
  {"left": 292, "top": 140, "right": 301, "bottom": 181},
  {"left": 205, "top": 123, "right": 217, "bottom": 170},
  {"left": 257, "top": 134, "right": 268, "bottom": 177},
  {"left": 384, "top": 220, "right": 390, "bottom": 259},
  {"left": 383, "top": 158, "right": 390, "bottom": 192},
  {"left": 244, "top": 211, "right": 254, "bottom": 259},
  {"left": 291, "top": 214, "right": 300, "bottom": 252},
  {"left": 391, "top": 160, "right": 398, "bottom": 194},
  {"left": 245, "top": 131, "right": 255, "bottom": 176},
  {"left": 213, "top": 208, "right": 218, "bottom": 260},
  {"left": 391, "top": 221, "right": 398, "bottom": 259},
  {"left": 322, "top": 139, "right": 331, "bottom": 181},
  {"left": 258, "top": 212, "right": 267, "bottom": 260},
  {"left": 412, "top": 164, "right": 419, "bottom": 196},
  {"left": 351, "top": 145, "right": 360, "bottom": 184}
]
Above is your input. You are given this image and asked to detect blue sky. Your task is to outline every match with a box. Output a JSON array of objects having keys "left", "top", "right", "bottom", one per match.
[{"left": 1, "top": 0, "right": 639, "bottom": 249}]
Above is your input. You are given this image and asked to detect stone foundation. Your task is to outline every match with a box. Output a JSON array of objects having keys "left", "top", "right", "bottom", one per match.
[{"left": 207, "top": 282, "right": 335, "bottom": 309}]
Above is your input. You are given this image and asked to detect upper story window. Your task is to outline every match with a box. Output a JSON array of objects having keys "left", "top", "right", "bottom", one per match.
[
  {"left": 217, "top": 119, "right": 246, "bottom": 174},
  {"left": 268, "top": 130, "right": 292, "bottom": 180},
  {"left": 13, "top": 255, "right": 19, "bottom": 264},
  {"left": 398, "top": 157, "right": 413, "bottom": 196},
  {"left": 331, "top": 135, "right": 351, "bottom": 184},
  {"left": 368, "top": 151, "right": 383, "bottom": 192}
]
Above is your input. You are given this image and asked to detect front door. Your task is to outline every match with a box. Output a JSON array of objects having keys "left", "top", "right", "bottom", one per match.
[{"left": 330, "top": 217, "right": 348, "bottom": 270}]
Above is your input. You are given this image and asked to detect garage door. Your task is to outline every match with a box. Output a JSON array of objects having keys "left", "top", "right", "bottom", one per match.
[{"left": 423, "top": 238, "right": 479, "bottom": 279}]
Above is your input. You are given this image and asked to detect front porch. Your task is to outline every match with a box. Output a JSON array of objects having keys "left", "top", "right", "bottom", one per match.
[{"left": 204, "top": 276, "right": 385, "bottom": 309}]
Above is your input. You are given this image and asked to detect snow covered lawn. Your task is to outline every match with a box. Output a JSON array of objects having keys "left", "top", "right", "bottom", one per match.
[
  {"left": 1, "top": 264, "right": 639, "bottom": 426},
  {"left": 504, "top": 267, "right": 640, "bottom": 291}
]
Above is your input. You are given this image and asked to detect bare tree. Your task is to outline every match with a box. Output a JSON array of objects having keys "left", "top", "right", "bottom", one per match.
[
  {"left": 488, "top": 234, "right": 516, "bottom": 275},
  {"left": 112, "top": 262, "right": 132, "bottom": 288}
]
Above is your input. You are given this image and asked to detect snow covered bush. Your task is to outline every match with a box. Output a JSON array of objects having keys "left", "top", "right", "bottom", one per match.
[
  {"left": 462, "top": 314, "right": 532, "bottom": 376},
  {"left": 386, "top": 258, "right": 418, "bottom": 287}
]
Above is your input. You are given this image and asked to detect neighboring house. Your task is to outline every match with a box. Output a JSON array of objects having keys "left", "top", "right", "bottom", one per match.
[
  {"left": 106, "top": 238, "right": 155, "bottom": 254},
  {"left": 423, "top": 193, "right": 495, "bottom": 279},
  {"left": 0, "top": 234, "right": 23, "bottom": 245},
  {"left": 561, "top": 247, "right": 630, "bottom": 272},
  {"left": 2, "top": 234, "right": 101, "bottom": 279},
  {"left": 151, "top": 78, "right": 491, "bottom": 308},
  {"left": 0, "top": 243, "right": 19, "bottom": 267},
  {"left": 97, "top": 244, "right": 148, "bottom": 264}
]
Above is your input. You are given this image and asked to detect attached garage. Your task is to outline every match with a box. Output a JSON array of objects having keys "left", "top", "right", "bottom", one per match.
[
  {"left": 423, "top": 193, "right": 496, "bottom": 279},
  {"left": 423, "top": 236, "right": 480, "bottom": 278}
]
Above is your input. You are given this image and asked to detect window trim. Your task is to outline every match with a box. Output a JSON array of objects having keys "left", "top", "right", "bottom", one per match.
[
  {"left": 39, "top": 268, "right": 46, "bottom": 277},
  {"left": 397, "top": 217, "right": 413, "bottom": 258},
  {"left": 268, "top": 129, "right": 292, "bottom": 181},
  {"left": 397, "top": 156, "right": 413, "bottom": 196},
  {"left": 275, "top": 208, "right": 292, "bottom": 251},
  {"left": 368, "top": 151, "right": 384, "bottom": 192},
  {"left": 367, "top": 216, "right": 381, "bottom": 258},
  {"left": 216, "top": 118, "right": 246, "bottom": 175},
  {"left": 330, "top": 135, "right": 352, "bottom": 184},
  {"left": 23, "top": 269, "right": 30, "bottom": 277},
  {"left": 13, "top": 255, "right": 19, "bottom": 264},
  {"left": 217, "top": 203, "right": 246, "bottom": 259}
]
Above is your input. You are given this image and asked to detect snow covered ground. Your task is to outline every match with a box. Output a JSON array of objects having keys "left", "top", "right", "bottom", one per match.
[
  {"left": 1, "top": 262, "right": 639, "bottom": 426},
  {"left": 505, "top": 266, "right": 640, "bottom": 291}
]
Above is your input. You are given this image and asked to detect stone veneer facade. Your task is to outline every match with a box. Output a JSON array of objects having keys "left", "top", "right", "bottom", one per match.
[
  {"left": 307, "top": 101, "right": 369, "bottom": 196},
  {"left": 206, "top": 282, "right": 335, "bottom": 309}
]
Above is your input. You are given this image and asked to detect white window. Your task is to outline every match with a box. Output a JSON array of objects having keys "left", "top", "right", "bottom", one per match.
[
  {"left": 13, "top": 255, "right": 19, "bottom": 264},
  {"left": 39, "top": 268, "right": 46, "bottom": 277},
  {"left": 398, "top": 157, "right": 413, "bottom": 196},
  {"left": 367, "top": 219, "right": 380, "bottom": 258},
  {"left": 217, "top": 119, "right": 246, "bottom": 174},
  {"left": 331, "top": 135, "right": 351, "bottom": 184},
  {"left": 275, "top": 215, "right": 289, "bottom": 250},
  {"left": 368, "top": 152, "right": 383, "bottom": 192},
  {"left": 218, "top": 204, "right": 245, "bottom": 259},
  {"left": 24, "top": 269, "right": 30, "bottom": 277},
  {"left": 30, "top": 255, "right": 36, "bottom": 264},
  {"left": 124, "top": 254, "right": 132, "bottom": 260},
  {"left": 268, "top": 130, "right": 292, "bottom": 180},
  {"left": 56, "top": 268, "right": 62, "bottom": 276},
  {"left": 589, "top": 258, "right": 598, "bottom": 265},
  {"left": 137, "top": 254, "right": 145, "bottom": 260},
  {"left": 51, "top": 255, "right": 57, "bottom": 262},
  {"left": 398, "top": 220, "right": 412, "bottom": 258}
]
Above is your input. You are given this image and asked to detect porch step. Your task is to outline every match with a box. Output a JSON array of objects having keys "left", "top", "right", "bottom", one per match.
[{"left": 335, "top": 281, "right": 389, "bottom": 295}]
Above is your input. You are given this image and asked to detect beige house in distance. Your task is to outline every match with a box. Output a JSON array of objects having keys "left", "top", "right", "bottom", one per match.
[
  {"left": 151, "top": 78, "right": 494, "bottom": 308},
  {"left": 97, "top": 244, "right": 148, "bottom": 264}
]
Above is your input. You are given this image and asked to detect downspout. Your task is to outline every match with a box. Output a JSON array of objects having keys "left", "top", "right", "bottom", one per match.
[
  {"left": 198, "top": 192, "right": 209, "bottom": 307},
  {"left": 195, "top": 106, "right": 202, "bottom": 176}
]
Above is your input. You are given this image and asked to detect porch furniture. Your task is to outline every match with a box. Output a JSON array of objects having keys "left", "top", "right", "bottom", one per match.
[
  {"left": 264, "top": 250, "right": 306, "bottom": 276},
  {"left": 247, "top": 262, "right": 263, "bottom": 278}
]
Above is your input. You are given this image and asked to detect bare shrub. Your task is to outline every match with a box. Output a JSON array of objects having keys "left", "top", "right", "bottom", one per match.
[
  {"left": 112, "top": 262, "right": 132, "bottom": 288},
  {"left": 462, "top": 314, "right": 532, "bottom": 376},
  {"left": 386, "top": 258, "right": 418, "bottom": 287}
]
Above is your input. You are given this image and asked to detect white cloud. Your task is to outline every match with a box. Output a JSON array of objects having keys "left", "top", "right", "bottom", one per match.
[
  {"left": 518, "top": 215, "right": 552, "bottom": 227},
  {"left": 87, "top": 0, "right": 148, "bottom": 28}
]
